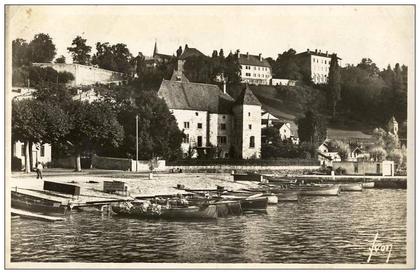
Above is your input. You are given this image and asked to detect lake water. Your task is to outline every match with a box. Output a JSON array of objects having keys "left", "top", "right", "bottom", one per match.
[{"left": 11, "top": 189, "right": 406, "bottom": 264}]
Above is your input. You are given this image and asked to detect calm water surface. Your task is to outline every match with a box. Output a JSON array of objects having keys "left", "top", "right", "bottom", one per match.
[{"left": 11, "top": 189, "right": 406, "bottom": 264}]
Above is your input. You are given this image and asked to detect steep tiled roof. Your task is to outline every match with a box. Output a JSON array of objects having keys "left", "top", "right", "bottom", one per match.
[
  {"left": 178, "top": 47, "right": 206, "bottom": 60},
  {"left": 234, "top": 85, "right": 262, "bottom": 106},
  {"left": 157, "top": 79, "right": 234, "bottom": 114},
  {"left": 238, "top": 54, "right": 271, "bottom": 68}
]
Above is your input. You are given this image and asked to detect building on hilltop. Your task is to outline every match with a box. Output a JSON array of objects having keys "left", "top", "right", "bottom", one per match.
[
  {"left": 144, "top": 41, "right": 174, "bottom": 68},
  {"left": 295, "top": 49, "right": 341, "bottom": 84},
  {"left": 236, "top": 50, "right": 272, "bottom": 85},
  {"left": 33, "top": 62, "right": 126, "bottom": 87},
  {"left": 157, "top": 71, "right": 262, "bottom": 159}
]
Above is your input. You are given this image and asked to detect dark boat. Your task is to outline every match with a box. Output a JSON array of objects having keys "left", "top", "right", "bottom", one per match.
[
  {"left": 11, "top": 189, "right": 69, "bottom": 215},
  {"left": 111, "top": 201, "right": 218, "bottom": 220}
]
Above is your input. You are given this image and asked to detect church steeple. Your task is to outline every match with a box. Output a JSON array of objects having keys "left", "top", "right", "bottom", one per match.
[{"left": 153, "top": 40, "right": 158, "bottom": 57}]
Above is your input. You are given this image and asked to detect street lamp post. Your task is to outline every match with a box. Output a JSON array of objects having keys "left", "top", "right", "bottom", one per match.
[{"left": 136, "top": 115, "right": 139, "bottom": 172}]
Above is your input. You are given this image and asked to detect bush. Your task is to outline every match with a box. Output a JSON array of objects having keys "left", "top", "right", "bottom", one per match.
[{"left": 335, "top": 167, "right": 346, "bottom": 175}]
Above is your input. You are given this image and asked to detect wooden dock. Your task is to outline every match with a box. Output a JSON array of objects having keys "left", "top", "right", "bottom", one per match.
[{"left": 11, "top": 208, "right": 66, "bottom": 222}]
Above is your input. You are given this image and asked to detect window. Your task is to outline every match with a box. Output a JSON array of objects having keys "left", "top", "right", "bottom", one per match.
[
  {"left": 246, "top": 73, "right": 251, "bottom": 77},
  {"left": 220, "top": 123, "right": 226, "bottom": 130},
  {"left": 195, "top": 112, "right": 199, "bottom": 116},
  {"left": 218, "top": 136, "right": 227, "bottom": 145},
  {"left": 376, "top": 163, "right": 381, "bottom": 174},
  {"left": 184, "top": 122, "right": 190, "bottom": 129},
  {"left": 197, "top": 123, "right": 202, "bottom": 129},
  {"left": 40, "top": 145, "right": 45, "bottom": 157},
  {"left": 222, "top": 115, "right": 226, "bottom": 119},
  {"left": 21, "top": 144, "right": 25, "bottom": 156},
  {"left": 248, "top": 112, "right": 251, "bottom": 116},
  {"left": 249, "top": 124, "right": 252, "bottom": 130},
  {"left": 183, "top": 134, "right": 189, "bottom": 143},
  {"left": 197, "top": 136, "right": 203, "bottom": 147},
  {"left": 250, "top": 136, "right": 255, "bottom": 148},
  {"left": 354, "top": 163, "right": 359, "bottom": 173}
]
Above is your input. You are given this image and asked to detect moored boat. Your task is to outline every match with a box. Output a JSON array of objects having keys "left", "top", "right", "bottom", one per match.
[
  {"left": 339, "top": 182, "right": 363, "bottom": 192},
  {"left": 11, "top": 189, "right": 69, "bottom": 214},
  {"left": 277, "top": 191, "right": 299, "bottom": 202},
  {"left": 298, "top": 184, "right": 341, "bottom": 196},
  {"left": 361, "top": 181, "right": 375, "bottom": 188},
  {"left": 239, "top": 196, "right": 268, "bottom": 212},
  {"left": 112, "top": 201, "right": 218, "bottom": 220}
]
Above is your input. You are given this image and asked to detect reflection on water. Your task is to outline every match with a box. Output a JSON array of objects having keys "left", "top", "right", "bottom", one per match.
[{"left": 11, "top": 189, "right": 406, "bottom": 264}]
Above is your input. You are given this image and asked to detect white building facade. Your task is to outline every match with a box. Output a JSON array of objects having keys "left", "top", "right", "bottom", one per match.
[
  {"left": 237, "top": 51, "right": 272, "bottom": 85},
  {"left": 296, "top": 49, "right": 341, "bottom": 84},
  {"left": 157, "top": 72, "right": 262, "bottom": 159}
]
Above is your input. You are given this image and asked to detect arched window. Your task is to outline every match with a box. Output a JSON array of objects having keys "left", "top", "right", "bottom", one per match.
[{"left": 250, "top": 136, "right": 255, "bottom": 148}]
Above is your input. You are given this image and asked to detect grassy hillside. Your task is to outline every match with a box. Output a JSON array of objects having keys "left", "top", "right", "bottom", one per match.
[{"left": 250, "top": 84, "right": 373, "bottom": 140}]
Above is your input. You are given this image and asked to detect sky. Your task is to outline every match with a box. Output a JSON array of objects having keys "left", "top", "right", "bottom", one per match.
[{"left": 6, "top": 5, "right": 414, "bottom": 69}]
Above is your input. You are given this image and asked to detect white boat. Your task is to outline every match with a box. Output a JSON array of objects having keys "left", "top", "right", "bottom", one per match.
[
  {"left": 339, "top": 183, "right": 363, "bottom": 192},
  {"left": 362, "top": 182, "right": 375, "bottom": 188},
  {"left": 299, "top": 184, "right": 341, "bottom": 196}
]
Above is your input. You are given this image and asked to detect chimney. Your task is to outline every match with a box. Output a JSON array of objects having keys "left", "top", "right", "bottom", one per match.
[
  {"left": 307, "top": 48, "right": 310, "bottom": 53},
  {"left": 315, "top": 49, "right": 318, "bottom": 54},
  {"left": 326, "top": 51, "right": 329, "bottom": 56},
  {"left": 246, "top": 52, "right": 249, "bottom": 58},
  {"left": 236, "top": 49, "right": 240, "bottom": 59},
  {"left": 258, "top": 53, "right": 262, "bottom": 61}
]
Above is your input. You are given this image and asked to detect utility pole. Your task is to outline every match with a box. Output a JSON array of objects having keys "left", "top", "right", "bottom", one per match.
[{"left": 136, "top": 115, "right": 139, "bottom": 172}]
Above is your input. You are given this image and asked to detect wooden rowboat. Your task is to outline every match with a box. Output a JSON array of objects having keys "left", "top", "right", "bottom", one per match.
[
  {"left": 339, "top": 183, "right": 363, "bottom": 192},
  {"left": 11, "top": 189, "right": 69, "bottom": 215},
  {"left": 112, "top": 202, "right": 218, "bottom": 220},
  {"left": 362, "top": 182, "right": 375, "bottom": 188},
  {"left": 298, "top": 184, "right": 341, "bottom": 196}
]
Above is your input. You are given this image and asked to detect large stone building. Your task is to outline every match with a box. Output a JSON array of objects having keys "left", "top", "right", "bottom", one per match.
[
  {"left": 295, "top": 49, "right": 341, "bottom": 84},
  {"left": 237, "top": 51, "right": 272, "bottom": 85},
  {"left": 157, "top": 70, "right": 261, "bottom": 159},
  {"left": 33, "top": 63, "right": 125, "bottom": 87}
]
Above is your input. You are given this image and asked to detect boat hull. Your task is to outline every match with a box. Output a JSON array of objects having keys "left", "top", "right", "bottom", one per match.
[
  {"left": 277, "top": 191, "right": 299, "bottom": 202},
  {"left": 339, "top": 183, "right": 363, "bottom": 192},
  {"left": 112, "top": 203, "right": 218, "bottom": 220},
  {"left": 11, "top": 190, "right": 68, "bottom": 214},
  {"left": 299, "top": 185, "right": 341, "bottom": 196},
  {"left": 362, "top": 182, "right": 375, "bottom": 188},
  {"left": 240, "top": 197, "right": 268, "bottom": 212}
]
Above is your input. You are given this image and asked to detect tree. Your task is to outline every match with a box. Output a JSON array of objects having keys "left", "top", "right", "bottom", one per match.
[
  {"left": 298, "top": 110, "right": 327, "bottom": 144},
  {"left": 66, "top": 101, "right": 124, "bottom": 171},
  {"left": 12, "top": 66, "right": 74, "bottom": 88},
  {"left": 91, "top": 42, "right": 133, "bottom": 73},
  {"left": 273, "top": 48, "right": 303, "bottom": 80},
  {"left": 67, "top": 36, "right": 92, "bottom": 65},
  {"left": 176, "top": 46, "right": 183, "bottom": 57},
  {"left": 12, "top": 38, "right": 30, "bottom": 68},
  {"left": 369, "top": 146, "right": 387, "bottom": 161},
  {"left": 28, "top": 33, "right": 56, "bottom": 63},
  {"left": 327, "top": 139, "right": 350, "bottom": 160},
  {"left": 55, "top": 55, "right": 66, "bottom": 63},
  {"left": 12, "top": 98, "right": 71, "bottom": 172},
  {"left": 95, "top": 83, "right": 183, "bottom": 161},
  {"left": 327, "top": 53, "right": 341, "bottom": 119},
  {"left": 357, "top": 58, "right": 379, "bottom": 77}
]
